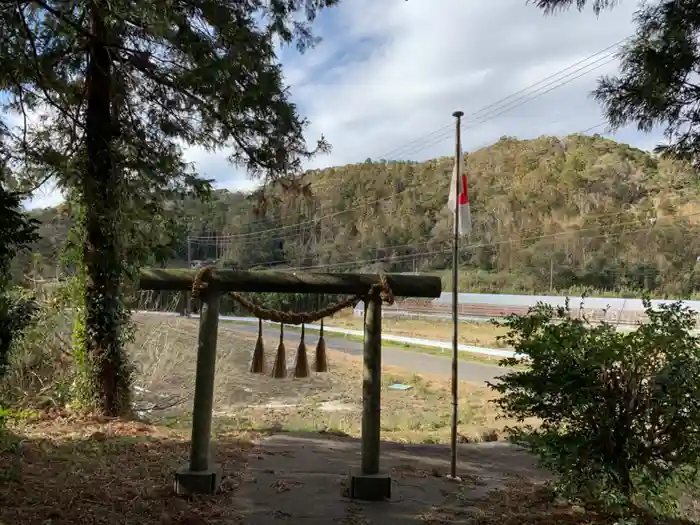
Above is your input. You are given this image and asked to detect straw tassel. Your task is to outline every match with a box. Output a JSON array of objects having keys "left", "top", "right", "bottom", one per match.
[
  {"left": 293, "top": 324, "right": 310, "bottom": 378},
  {"left": 271, "top": 323, "right": 287, "bottom": 378},
  {"left": 314, "top": 319, "right": 329, "bottom": 372},
  {"left": 249, "top": 318, "right": 265, "bottom": 374}
]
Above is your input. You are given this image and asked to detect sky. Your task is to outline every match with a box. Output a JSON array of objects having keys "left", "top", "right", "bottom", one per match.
[{"left": 25, "top": 0, "right": 662, "bottom": 210}]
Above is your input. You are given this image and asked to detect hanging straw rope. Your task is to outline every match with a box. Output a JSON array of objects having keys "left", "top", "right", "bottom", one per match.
[
  {"left": 271, "top": 323, "right": 287, "bottom": 378},
  {"left": 190, "top": 265, "right": 395, "bottom": 324},
  {"left": 293, "top": 324, "right": 310, "bottom": 378},
  {"left": 249, "top": 318, "right": 265, "bottom": 374},
  {"left": 314, "top": 318, "right": 328, "bottom": 372},
  {"left": 191, "top": 266, "right": 395, "bottom": 378}
]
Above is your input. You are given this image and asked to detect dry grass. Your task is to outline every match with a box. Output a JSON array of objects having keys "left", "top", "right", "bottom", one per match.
[
  {"left": 213, "top": 350, "right": 512, "bottom": 444},
  {"left": 0, "top": 414, "right": 252, "bottom": 525},
  {"left": 3, "top": 419, "right": 696, "bottom": 525},
  {"left": 326, "top": 311, "right": 511, "bottom": 349},
  {"left": 430, "top": 481, "right": 700, "bottom": 525},
  {"left": 130, "top": 314, "right": 516, "bottom": 444}
]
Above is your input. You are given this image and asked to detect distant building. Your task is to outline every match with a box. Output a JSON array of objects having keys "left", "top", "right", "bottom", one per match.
[{"left": 190, "top": 259, "right": 217, "bottom": 269}]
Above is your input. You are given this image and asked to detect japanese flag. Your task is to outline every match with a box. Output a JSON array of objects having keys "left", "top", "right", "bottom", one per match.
[{"left": 447, "top": 160, "right": 472, "bottom": 236}]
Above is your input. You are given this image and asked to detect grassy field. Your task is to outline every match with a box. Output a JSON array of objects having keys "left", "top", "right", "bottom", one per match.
[
  {"left": 325, "top": 311, "right": 510, "bottom": 349},
  {"left": 130, "top": 314, "right": 514, "bottom": 443}
]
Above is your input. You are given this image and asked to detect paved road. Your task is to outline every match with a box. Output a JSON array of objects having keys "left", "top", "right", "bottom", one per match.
[{"left": 224, "top": 323, "right": 506, "bottom": 385}]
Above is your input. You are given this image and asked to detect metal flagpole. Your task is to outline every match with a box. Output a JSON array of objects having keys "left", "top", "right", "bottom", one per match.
[{"left": 450, "top": 110, "right": 464, "bottom": 480}]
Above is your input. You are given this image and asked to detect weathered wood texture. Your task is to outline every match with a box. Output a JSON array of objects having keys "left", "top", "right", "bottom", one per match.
[
  {"left": 189, "top": 292, "right": 221, "bottom": 472},
  {"left": 361, "top": 292, "right": 382, "bottom": 475},
  {"left": 139, "top": 268, "right": 442, "bottom": 298}
]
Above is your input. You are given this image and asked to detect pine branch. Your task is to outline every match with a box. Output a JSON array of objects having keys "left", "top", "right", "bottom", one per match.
[{"left": 14, "top": 1, "right": 86, "bottom": 132}]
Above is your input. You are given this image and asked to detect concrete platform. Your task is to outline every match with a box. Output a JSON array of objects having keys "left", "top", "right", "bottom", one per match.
[
  {"left": 173, "top": 464, "right": 222, "bottom": 495},
  {"left": 348, "top": 469, "right": 392, "bottom": 501}
]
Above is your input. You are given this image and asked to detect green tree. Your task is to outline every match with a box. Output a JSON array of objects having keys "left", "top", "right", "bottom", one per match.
[
  {"left": 0, "top": 0, "right": 337, "bottom": 415},
  {"left": 530, "top": 0, "right": 700, "bottom": 167}
]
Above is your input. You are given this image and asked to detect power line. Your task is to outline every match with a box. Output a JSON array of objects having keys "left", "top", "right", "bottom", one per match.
[
  {"left": 190, "top": 118, "right": 644, "bottom": 268},
  {"left": 404, "top": 55, "right": 617, "bottom": 158},
  {"left": 189, "top": 38, "right": 627, "bottom": 238},
  {"left": 201, "top": 102, "right": 602, "bottom": 246},
  {"left": 189, "top": 112, "right": 611, "bottom": 248},
  {"left": 382, "top": 37, "right": 626, "bottom": 160},
  {"left": 578, "top": 122, "right": 608, "bottom": 135},
  {"left": 223, "top": 193, "right": 669, "bottom": 268},
  {"left": 188, "top": 48, "right": 629, "bottom": 267},
  {"left": 191, "top": 199, "right": 635, "bottom": 253},
  {"left": 199, "top": 173, "right": 682, "bottom": 276},
  {"left": 277, "top": 212, "right": 700, "bottom": 272}
]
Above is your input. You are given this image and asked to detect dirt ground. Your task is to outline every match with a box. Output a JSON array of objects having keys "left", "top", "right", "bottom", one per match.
[
  {"left": 0, "top": 414, "right": 554, "bottom": 525},
  {"left": 0, "top": 416, "right": 251, "bottom": 525},
  {"left": 237, "top": 431, "right": 548, "bottom": 524},
  {"left": 131, "top": 314, "right": 518, "bottom": 444},
  {"left": 4, "top": 417, "right": 679, "bottom": 525}
]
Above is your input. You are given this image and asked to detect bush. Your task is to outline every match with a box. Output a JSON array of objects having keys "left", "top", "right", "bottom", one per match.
[
  {"left": 0, "top": 293, "right": 39, "bottom": 378},
  {"left": 0, "top": 286, "right": 74, "bottom": 408},
  {"left": 489, "top": 300, "right": 700, "bottom": 509},
  {"left": 0, "top": 185, "right": 39, "bottom": 380}
]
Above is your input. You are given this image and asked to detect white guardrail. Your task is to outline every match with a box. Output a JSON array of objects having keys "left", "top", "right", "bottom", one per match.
[
  {"left": 135, "top": 310, "right": 517, "bottom": 359},
  {"left": 354, "top": 293, "right": 700, "bottom": 314}
]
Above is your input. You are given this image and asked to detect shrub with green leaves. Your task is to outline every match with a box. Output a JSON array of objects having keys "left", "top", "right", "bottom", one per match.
[
  {"left": 1, "top": 291, "right": 74, "bottom": 409},
  {"left": 0, "top": 183, "right": 39, "bottom": 440},
  {"left": 0, "top": 185, "right": 39, "bottom": 380},
  {"left": 489, "top": 300, "right": 700, "bottom": 507}
]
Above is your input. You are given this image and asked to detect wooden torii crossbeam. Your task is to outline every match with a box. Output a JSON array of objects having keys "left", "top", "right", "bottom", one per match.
[{"left": 138, "top": 268, "right": 442, "bottom": 501}]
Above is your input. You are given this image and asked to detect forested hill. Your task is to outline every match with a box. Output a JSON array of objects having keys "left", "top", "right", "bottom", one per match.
[{"left": 18, "top": 134, "right": 700, "bottom": 297}]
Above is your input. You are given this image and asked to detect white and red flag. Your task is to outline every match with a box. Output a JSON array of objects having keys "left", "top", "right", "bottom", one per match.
[{"left": 447, "top": 160, "right": 471, "bottom": 235}]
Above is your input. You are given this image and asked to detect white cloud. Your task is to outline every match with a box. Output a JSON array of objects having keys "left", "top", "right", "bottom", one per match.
[
  {"left": 182, "top": 146, "right": 259, "bottom": 193},
  {"left": 287, "top": 0, "right": 656, "bottom": 171},
  {"left": 22, "top": 0, "right": 665, "bottom": 209},
  {"left": 21, "top": 179, "right": 63, "bottom": 210}
]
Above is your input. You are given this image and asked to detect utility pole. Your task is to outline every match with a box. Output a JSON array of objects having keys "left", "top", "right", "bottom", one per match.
[{"left": 449, "top": 110, "right": 464, "bottom": 481}]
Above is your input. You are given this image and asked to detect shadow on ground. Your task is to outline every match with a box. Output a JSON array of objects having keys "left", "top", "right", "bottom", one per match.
[
  {"left": 3, "top": 419, "right": 700, "bottom": 525},
  {"left": 237, "top": 432, "right": 700, "bottom": 524},
  {"left": 0, "top": 417, "right": 250, "bottom": 525},
  {"left": 237, "top": 431, "right": 549, "bottom": 524}
]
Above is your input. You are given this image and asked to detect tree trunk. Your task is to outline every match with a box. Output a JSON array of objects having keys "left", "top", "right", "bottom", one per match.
[{"left": 80, "top": 6, "right": 130, "bottom": 415}]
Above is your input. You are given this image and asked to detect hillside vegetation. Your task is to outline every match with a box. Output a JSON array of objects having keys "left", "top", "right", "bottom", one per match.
[{"left": 15, "top": 134, "right": 700, "bottom": 297}]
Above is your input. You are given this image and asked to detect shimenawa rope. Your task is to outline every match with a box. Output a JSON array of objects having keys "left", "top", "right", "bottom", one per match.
[{"left": 190, "top": 265, "right": 395, "bottom": 325}]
